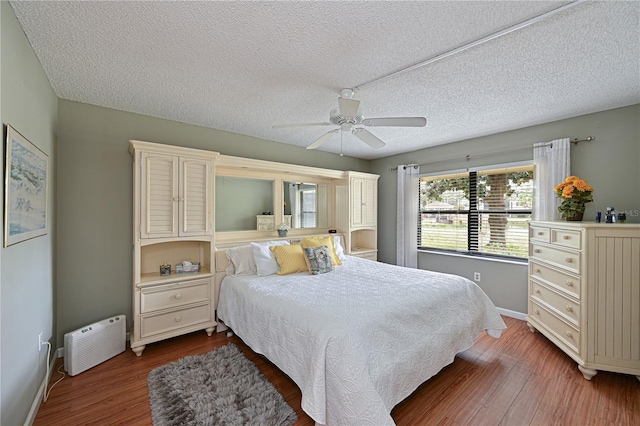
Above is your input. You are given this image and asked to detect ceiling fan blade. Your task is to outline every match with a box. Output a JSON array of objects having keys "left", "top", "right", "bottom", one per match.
[
  {"left": 307, "top": 129, "right": 340, "bottom": 150},
  {"left": 352, "top": 128, "right": 386, "bottom": 149},
  {"left": 362, "top": 117, "right": 427, "bottom": 127},
  {"left": 338, "top": 97, "right": 360, "bottom": 117},
  {"left": 272, "top": 122, "right": 331, "bottom": 129}
]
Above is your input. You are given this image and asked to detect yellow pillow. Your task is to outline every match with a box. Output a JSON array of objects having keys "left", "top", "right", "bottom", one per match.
[
  {"left": 301, "top": 236, "right": 342, "bottom": 266},
  {"left": 270, "top": 244, "right": 309, "bottom": 275}
]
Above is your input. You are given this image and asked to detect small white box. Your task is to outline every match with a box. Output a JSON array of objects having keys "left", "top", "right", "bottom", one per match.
[{"left": 64, "top": 315, "right": 126, "bottom": 376}]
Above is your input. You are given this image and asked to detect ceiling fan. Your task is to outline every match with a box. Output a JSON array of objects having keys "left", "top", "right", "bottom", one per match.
[{"left": 272, "top": 89, "right": 427, "bottom": 150}]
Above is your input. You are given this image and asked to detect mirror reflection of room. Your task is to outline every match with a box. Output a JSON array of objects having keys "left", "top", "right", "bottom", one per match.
[
  {"left": 284, "top": 182, "right": 314, "bottom": 228},
  {"left": 283, "top": 182, "right": 328, "bottom": 229},
  {"left": 215, "top": 176, "right": 274, "bottom": 232}
]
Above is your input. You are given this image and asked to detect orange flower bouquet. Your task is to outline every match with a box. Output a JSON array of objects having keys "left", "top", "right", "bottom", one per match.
[{"left": 554, "top": 176, "right": 594, "bottom": 220}]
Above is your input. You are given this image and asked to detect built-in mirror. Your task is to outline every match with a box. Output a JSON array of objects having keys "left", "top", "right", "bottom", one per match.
[
  {"left": 215, "top": 176, "right": 274, "bottom": 232},
  {"left": 283, "top": 182, "right": 328, "bottom": 229}
]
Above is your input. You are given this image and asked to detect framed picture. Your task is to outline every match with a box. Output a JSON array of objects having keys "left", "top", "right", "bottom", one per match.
[{"left": 4, "top": 125, "right": 49, "bottom": 247}]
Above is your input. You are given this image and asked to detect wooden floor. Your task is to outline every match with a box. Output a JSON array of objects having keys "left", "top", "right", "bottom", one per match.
[{"left": 34, "top": 316, "right": 639, "bottom": 426}]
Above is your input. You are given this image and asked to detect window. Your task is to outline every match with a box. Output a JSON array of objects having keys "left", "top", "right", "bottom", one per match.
[{"left": 418, "top": 163, "right": 533, "bottom": 259}]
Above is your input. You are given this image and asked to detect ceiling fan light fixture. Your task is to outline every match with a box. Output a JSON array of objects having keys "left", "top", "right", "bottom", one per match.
[
  {"left": 339, "top": 88, "right": 355, "bottom": 99},
  {"left": 274, "top": 91, "right": 426, "bottom": 152}
]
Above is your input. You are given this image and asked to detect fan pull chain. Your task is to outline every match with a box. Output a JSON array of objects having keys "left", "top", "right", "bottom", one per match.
[{"left": 340, "top": 131, "right": 344, "bottom": 156}]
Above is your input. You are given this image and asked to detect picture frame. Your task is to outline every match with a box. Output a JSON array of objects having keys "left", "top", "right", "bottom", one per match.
[{"left": 4, "top": 125, "right": 49, "bottom": 247}]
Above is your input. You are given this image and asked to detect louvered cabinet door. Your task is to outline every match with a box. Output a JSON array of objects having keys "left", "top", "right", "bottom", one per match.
[
  {"left": 179, "top": 157, "right": 211, "bottom": 236},
  {"left": 350, "top": 177, "right": 377, "bottom": 228},
  {"left": 363, "top": 177, "right": 377, "bottom": 227},
  {"left": 350, "top": 178, "right": 364, "bottom": 227},
  {"left": 140, "top": 153, "right": 179, "bottom": 238}
]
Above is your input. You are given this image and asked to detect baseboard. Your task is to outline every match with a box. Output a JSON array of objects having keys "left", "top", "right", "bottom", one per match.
[
  {"left": 496, "top": 307, "right": 527, "bottom": 321},
  {"left": 23, "top": 349, "right": 58, "bottom": 426}
]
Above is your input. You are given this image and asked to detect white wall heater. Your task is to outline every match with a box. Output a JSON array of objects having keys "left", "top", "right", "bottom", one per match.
[{"left": 64, "top": 315, "right": 126, "bottom": 376}]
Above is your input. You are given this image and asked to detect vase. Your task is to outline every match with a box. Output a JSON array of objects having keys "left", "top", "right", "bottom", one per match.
[
  {"left": 566, "top": 211, "right": 584, "bottom": 221},
  {"left": 277, "top": 229, "right": 288, "bottom": 237}
]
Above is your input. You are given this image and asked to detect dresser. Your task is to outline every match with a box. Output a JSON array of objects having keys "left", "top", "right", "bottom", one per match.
[
  {"left": 256, "top": 214, "right": 291, "bottom": 231},
  {"left": 527, "top": 221, "right": 640, "bottom": 381}
]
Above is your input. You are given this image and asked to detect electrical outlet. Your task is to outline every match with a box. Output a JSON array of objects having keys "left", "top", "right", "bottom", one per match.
[
  {"left": 473, "top": 272, "right": 481, "bottom": 282},
  {"left": 38, "top": 332, "right": 43, "bottom": 352}
]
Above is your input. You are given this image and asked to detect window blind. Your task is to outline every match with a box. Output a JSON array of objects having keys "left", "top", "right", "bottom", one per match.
[{"left": 419, "top": 164, "right": 533, "bottom": 259}]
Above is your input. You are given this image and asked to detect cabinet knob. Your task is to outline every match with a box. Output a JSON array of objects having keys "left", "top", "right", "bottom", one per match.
[
  {"left": 565, "top": 305, "right": 573, "bottom": 313},
  {"left": 534, "top": 249, "right": 541, "bottom": 254},
  {"left": 534, "top": 309, "right": 540, "bottom": 315},
  {"left": 538, "top": 231, "right": 544, "bottom": 236},
  {"left": 175, "top": 315, "right": 182, "bottom": 322},
  {"left": 565, "top": 257, "right": 573, "bottom": 263},
  {"left": 535, "top": 289, "right": 541, "bottom": 294},
  {"left": 566, "top": 280, "right": 574, "bottom": 287},
  {"left": 565, "top": 330, "right": 573, "bottom": 338},
  {"left": 563, "top": 235, "right": 570, "bottom": 240},
  {"left": 173, "top": 197, "right": 179, "bottom": 202},
  {"left": 535, "top": 269, "right": 541, "bottom": 273},
  {"left": 175, "top": 293, "right": 182, "bottom": 300}
]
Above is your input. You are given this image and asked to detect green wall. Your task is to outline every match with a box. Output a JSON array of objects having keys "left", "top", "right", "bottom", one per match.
[
  {"left": 56, "top": 100, "right": 369, "bottom": 346},
  {"left": 371, "top": 104, "right": 640, "bottom": 314},
  {"left": 1, "top": 2, "right": 58, "bottom": 424}
]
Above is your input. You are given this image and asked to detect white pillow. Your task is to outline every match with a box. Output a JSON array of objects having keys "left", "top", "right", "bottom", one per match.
[
  {"left": 333, "top": 235, "right": 346, "bottom": 261},
  {"left": 251, "top": 240, "right": 290, "bottom": 276},
  {"left": 225, "top": 245, "right": 256, "bottom": 276}
]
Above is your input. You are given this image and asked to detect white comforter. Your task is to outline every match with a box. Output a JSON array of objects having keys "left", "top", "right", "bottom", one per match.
[{"left": 217, "top": 256, "right": 506, "bottom": 426}]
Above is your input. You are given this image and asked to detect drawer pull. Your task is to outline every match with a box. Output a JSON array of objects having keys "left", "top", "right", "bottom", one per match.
[
  {"left": 565, "top": 330, "right": 573, "bottom": 338},
  {"left": 175, "top": 315, "right": 182, "bottom": 322},
  {"left": 534, "top": 249, "right": 541, "bottom": 254},
  {"left": 535, "top": 289, "right": 541, "bottom": 294},
  {"left": 175, "top": 294, "right": 182, "bottom": 300},
  {"left": 535, "top": 269, "right": 541, "bottom": 273},
  {"left": 565, "top": 257, "right": 573, "bottom": 263},
  {"left": 566, "top": 280, "right": 574, "bottom": 287},
  {"left": 538, "top": 232, "right": 544, "bottom": 236},
  {"left": 563, "top": 235, "right": 570, "bottom": 240},
  {"left": 565, "top": 305, "right": 573, "bottom": 313},
  {"left": 534, "top": 309, "right": 540, "bottom": 315}
]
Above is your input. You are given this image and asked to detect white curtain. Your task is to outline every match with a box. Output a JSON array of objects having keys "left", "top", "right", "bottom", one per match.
[
  {"left": 288, "top": 183, "right": 300, "bottom": 228},
  {"left": 533, "top": 138, "right": 570, "bottom": 220},
  {"left": 396, "top": 165, "right": 419, "bottom": 267}
]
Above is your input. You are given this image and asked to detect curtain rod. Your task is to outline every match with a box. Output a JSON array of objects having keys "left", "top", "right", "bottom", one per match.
[{"left": 389, "top": 136, "right": 595, "bottom": 171}]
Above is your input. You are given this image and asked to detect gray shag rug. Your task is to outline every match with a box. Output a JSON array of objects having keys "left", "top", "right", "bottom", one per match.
[{"left": 147, "top": 343, "right": 297, "bottom": 426}]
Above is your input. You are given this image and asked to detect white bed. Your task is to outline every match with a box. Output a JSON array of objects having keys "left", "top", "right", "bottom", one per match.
[{"left": 217, "top": 247, "right": 506, "bottom": 426}]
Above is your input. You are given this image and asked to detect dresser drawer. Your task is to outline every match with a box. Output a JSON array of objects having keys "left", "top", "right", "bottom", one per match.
[
  {"left": 529, "top": 301, "right": 581, "bottom": 356},
  {"left": 141, "top": 303, "right": 211, "bottom": 338},
  {"left": 530, "top": 243, "right": 580, "bottom": 274},
  {"left": 141, "top": 278, "right": 211, "bottom": 314},
  {"left": 530, "top": 280, "right": 580, "bottom": 326},
  {"left": 351, "top": 251, "right": 378, "bottom": 261},
  {"left": 530, "top": 260, "right": 581, "bottom": 299},
  {"left": 551, "top": 228, "right": 582, "bottom": 249},
  {"left": 530, "top": 226, "right": 550, "bottom": 243}
]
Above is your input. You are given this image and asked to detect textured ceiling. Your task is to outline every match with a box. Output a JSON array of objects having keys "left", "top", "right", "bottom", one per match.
[{"left": 9, "top": 0, "right": 640, "bottom": 160}]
